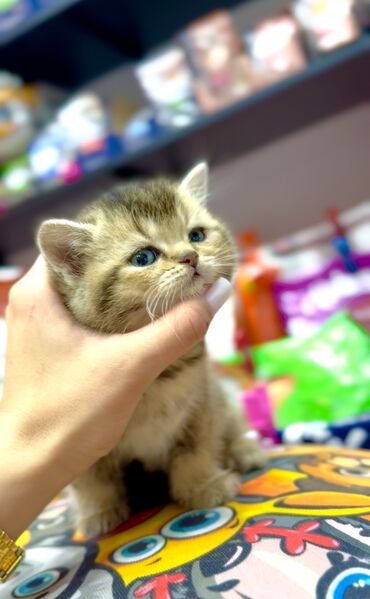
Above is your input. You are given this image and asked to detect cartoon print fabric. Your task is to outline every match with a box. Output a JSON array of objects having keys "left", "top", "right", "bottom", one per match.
[{"left": 2, "top": 446, "right": 370, "bottom": 598}]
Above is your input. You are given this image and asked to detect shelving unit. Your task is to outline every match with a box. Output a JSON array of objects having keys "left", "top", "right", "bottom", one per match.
[
  {"left": 1, "top": 33, "right": 370, "bottom": 259},
  {"left": 1, "top": 1, "right": 370, "bottom": 261},
  {"left": 0, "top": 0, "right": 242, "bottom": 88}
]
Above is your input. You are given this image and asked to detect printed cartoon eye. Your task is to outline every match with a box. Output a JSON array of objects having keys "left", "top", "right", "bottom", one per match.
[
  {"left": 339, "top": 467, "right": 370, "bottom": 478},
  {"left": 13, "top": 569, "right": 66, "bottom": 597},
  {"left": 109, "top": 535, "right": 165, "bottom": 564},
  {"left": 131, "top": 248, "right": 159, "bottom": 267},
  {"left": 327, "top": 566, "right": 370, "bottom": 598},
  {"left": 161, "top": 507, "right": 234, "bottom": 539},
  {"left": 189, "top": 227, "right": 206, "bottom": 243}
]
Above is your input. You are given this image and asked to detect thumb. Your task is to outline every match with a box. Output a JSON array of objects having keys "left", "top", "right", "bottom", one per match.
[{"left": 132, "top": 277, "right": 231, "bottom": 377}]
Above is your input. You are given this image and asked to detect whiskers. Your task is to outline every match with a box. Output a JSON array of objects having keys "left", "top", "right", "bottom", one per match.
[
  {"left": 144, "top": 273, "right": 184, "bottom": 322},
  {"left": 201, "top": 248, "right": 237, "bottom": 279}
]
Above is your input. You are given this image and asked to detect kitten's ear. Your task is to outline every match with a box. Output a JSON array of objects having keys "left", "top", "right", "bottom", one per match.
[
  {"left": 37, "top": 219, "right": 93, "bottom": 278},
  {"left": 180, "top": 162, "right": 208, "bottom": 204}
]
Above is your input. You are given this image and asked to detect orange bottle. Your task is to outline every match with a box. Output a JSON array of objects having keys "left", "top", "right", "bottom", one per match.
[{"left": 234, "top": 232, "right": 285, "bottom": 348}]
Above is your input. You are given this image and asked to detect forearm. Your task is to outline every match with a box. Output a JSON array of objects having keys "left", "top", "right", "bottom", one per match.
[{"left": 0, "top": 413, "right": 65, "bottom": 540}]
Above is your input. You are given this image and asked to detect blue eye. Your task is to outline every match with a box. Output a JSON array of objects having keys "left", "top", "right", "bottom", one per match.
[
  {"left": 13, "top": 569, "right": 65, "bottom": 597},
  {"left": 161, "top": 507, "right": 234, "bottom": 539},
  {"left": 131, "top": 248, "right": 159, "bottom": 267},
  {"left": 189, "top": 228, "right": 206, "bottom": 243},
  {"left": 327, "top": 566, "right": 370, "bottom": 598},
  {"left": 110, "top": 535, "right": 165, "bottom": 564}
]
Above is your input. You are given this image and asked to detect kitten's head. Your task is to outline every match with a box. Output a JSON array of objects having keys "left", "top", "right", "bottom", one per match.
[{"left": 37, "top": 163, "right": 236, "bottom": 333}]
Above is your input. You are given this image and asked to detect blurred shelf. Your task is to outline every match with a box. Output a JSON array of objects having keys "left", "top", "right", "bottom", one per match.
[
  {"left": 0, "top": 0, "right": 83, "bottom": 47},
  {"left": 1, "top": 35, "right": 370, "bottom": 258},
  {"left": 0, "top": 0, "right": 242, "bottom": 88}
]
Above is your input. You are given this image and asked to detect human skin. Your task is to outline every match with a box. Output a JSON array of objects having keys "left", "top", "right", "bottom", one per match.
[{"left": 0, "top": 257, "right": 230, "bottom": 539}]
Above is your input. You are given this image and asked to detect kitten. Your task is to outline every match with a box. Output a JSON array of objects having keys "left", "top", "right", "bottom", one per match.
[{"left": 37, "top": 163, "right": 266, "bottom": 537}]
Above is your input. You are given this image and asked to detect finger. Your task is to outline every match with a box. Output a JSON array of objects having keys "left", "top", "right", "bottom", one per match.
[{"left": 128, "top": 277, "right": 231, "bottom": 377}]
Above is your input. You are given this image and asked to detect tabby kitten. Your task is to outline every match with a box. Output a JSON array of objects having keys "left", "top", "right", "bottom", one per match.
[{"left": 37, "top": 163, "right": 266, "bottom": 537}]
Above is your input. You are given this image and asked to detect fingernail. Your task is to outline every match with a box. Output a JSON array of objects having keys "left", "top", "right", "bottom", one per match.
[{"left": 205, "top": 277, "right": 232, "bottom": 315}]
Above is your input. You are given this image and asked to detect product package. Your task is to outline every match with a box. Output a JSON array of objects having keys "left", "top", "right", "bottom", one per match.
[
  {"left": 0, "top": 72, "right": 34, "bottom": 162},
  {"left": 234, "top": 232, "right": 285, "bottom": 349},
  {"left": 293, "top": 0, "right": 360, "bottom": 54},
  {"left": 28, "top": 122, "right": 80, "bottom": 187},
  {"left": 0, "top": 154, "right": 33, "bottom": 200},
  {"left": 180, "top": 11, "right": 260, "bottom": 114},
  {"left": 28, "top": 92, "right": 123, "bottom": 186},
  {"left": 123, "top": 108, "right": 169, "bottom": 149},
  {"left": 58, "top": 93, "right": 123, "bottom": 172},
  {"left": 252, "top": 312, "right": 370, "bottom": 429},
  {"left": 245, "top": 12, "right": 307, "bottom": 84},
  {"left": 0, "top": 71, "right": 66, "bottom": 196},
  {"left": 280, "top": 415, "right": 370, "bottom": 449},
  {"left": 135, "top": 47, "right": 199, "bottom": 128},
  {"left": 269, "top": 203, "right": 370, "bottom": 337},
  {"left": 274, "top": 253, "right": 370, "bottom": 337}
]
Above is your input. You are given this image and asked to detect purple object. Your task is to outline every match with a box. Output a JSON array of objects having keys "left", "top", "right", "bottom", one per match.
[{"left": 273, "top": 253, "right": 370, "bottom": 337}]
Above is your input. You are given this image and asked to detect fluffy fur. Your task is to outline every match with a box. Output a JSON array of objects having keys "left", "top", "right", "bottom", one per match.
[{"left": 37, "top": 163, "right": 266, "bottom": 537}]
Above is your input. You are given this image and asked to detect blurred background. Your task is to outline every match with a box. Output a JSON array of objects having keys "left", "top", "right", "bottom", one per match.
[{"left": 0, "top": 0, "right": 369, "bottom": 448}]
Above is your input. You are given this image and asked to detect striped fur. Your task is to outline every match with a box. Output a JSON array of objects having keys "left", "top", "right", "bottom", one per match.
[{"left": 37, "top": 166, "right": 266, "bottom": 537}]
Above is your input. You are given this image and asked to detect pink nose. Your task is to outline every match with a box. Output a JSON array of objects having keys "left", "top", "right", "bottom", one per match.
[{"left": 179, "top": 251, "right": 198, "bottom": 269}]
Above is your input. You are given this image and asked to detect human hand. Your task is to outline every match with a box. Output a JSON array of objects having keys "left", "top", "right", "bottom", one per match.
[{"left": 0, "top": 257, "right": 230, "bottom": 538}]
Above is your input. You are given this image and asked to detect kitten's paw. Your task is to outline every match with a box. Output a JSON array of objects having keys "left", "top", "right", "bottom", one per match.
[
  {"left": 78, "top": 503, "right": 129, "bottom": 538},
  {"left": 179, "top": 471, "right": 241, "bottom": 509},
  {"left": 229, "top": 436, "right": 267, "bottom": 473}
]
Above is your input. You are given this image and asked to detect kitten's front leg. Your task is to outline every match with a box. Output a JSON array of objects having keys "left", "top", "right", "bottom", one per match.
[
  {"left": 70, "top": 456, "right": 129, "bottom": 537},
  {"left": 169, "top": 449, "right": 241, "bottom": 509},
  {"left": 225, "top": 412, "right": 267, "bottom": 473}
]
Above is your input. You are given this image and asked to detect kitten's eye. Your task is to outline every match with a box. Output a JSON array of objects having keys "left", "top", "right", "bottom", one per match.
[
  {"left": 189, "top": 227, "right": 206, "bottom": 243},
  {"left": 131, "top": 248, "right": 159, "bottom": 267}
]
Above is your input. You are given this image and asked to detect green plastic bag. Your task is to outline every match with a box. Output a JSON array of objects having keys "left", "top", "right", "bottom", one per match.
[{"left": 251, "top": 312, "right": 370, "bottom": 428}]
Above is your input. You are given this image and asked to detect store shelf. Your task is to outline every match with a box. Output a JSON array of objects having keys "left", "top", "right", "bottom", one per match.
[
  {"left": 0, "top": 0, "right": 242, "bottom": 88},
  {"left": 0, "top": 0, "right": 83, "bottom": 47},
  {"left": 1, "top": 34, "right": 370, "bottom": 259}
]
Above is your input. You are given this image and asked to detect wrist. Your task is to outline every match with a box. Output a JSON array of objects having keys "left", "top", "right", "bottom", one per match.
[{"left": 0, "top": 409, "right": 66, "bottom": 539}]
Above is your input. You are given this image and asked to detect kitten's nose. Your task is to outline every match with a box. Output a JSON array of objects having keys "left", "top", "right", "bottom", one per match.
[{"left": 178, "top": 251, "right": 198, "bottom": 269}]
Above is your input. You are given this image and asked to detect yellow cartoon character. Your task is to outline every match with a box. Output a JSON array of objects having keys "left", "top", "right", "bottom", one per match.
[
  {"left": 93, "top": 447, "right": 370, "bottom": 588},
  {"left": 95, "top": 504, "right": 243, "bottom": 585},
  {"left": 300, "top": 451, "right": 370, "bottom": 490}
]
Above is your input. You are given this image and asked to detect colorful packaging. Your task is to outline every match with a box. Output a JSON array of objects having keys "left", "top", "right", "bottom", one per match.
[
  {"left": 293, "top": 0, "right": 360, "bottom": 54},
  {"left": 234, "top": 232, "right": 285, "bottom": 348},
  {"left": 28, "top": 123, "right": 78, "bottom": 186},
  {"left": 269, "top": 205, "right": 370, "bottom": 337},
  {"left": 58, "top": 93, "right": 112, "bottom": 156},
  {"left": 0, "top": 154, "right": 33, "bottom": 198},
  {"left": 0, "top": 72, "right": 34, "bottom": 162},
  {"left": 252, "top": 312, "right": 370, "bottom": 429},
  {"left": 123, "top": 109, "right": 169, "bottom": 149},
  {"left": 273, "top": 253, "right": 370, "bottom": 337},
  {"left": 180, "top": 11, "right": 259, "bottom": 114},
  {"left": 241, "top": 383, "right": 280, "bottom": 446},
  {"left": 245, "top": 12, "right": 307, "bottom": 84},
  {"left": 280, "top": 416, "right": 370, "bottom": 449},
  {"left": 135, "top": 47, "right": 199, "bottom": 128}
]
